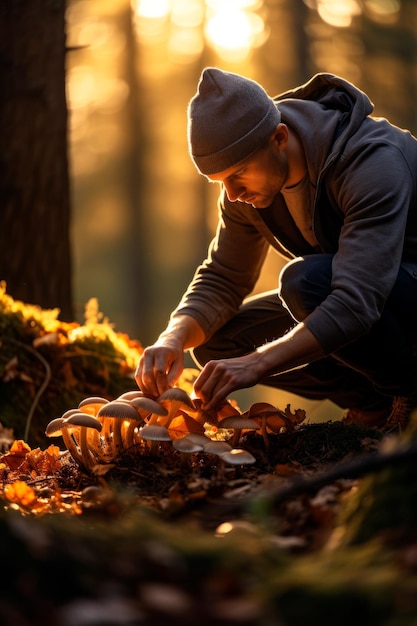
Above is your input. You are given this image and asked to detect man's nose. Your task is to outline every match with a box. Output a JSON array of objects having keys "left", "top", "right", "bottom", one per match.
[{"left": 223, "top": 180, "right": 243, "bottom": 203}]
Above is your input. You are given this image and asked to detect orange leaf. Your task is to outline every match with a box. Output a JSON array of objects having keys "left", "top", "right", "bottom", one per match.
[
  {"left": 4, "top": 481, "right": 38, "bottom": 508},
  {"left": 168, "top": 413, "right": 205, "bottom": 440},
  {"left": 23, "top": 445, "right": 62, "bottom": 475},
  {"left": 1, "top": 439, "right": 31, "bottom": 470},
  {"left": 264, "top": 415, "right": 289, "bottom": 434}
]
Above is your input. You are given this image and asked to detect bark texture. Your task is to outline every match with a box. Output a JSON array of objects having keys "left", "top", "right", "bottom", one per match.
[{"left": 0, "top": 0, "right": 73, "bottom": 320}]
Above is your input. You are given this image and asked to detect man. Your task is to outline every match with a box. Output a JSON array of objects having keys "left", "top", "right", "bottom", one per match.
[{"left": 135, "top": 68, "right": 417, "bottom": 429}]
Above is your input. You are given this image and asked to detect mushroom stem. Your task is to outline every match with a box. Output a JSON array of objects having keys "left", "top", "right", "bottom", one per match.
[
  {"left": 78, "top": 427, "right": 96, "bottom": 469},
  {"left": 261, "top": 418, "right": 269, "bottom": 448},
  {"left": 231, "top": 429, "right": 242, "bottom": 448},
  {"left": 112, "top": 418, "right": 124, "bottom": 455},
  {"left": 149, "top": 440, "right": 159, "bottom": 456},
  {"left": 123, "top": 420, "right": 141, "bottom": 449},
  {"left": 61, "top": 429, "right": 84, "bottom": 467}
]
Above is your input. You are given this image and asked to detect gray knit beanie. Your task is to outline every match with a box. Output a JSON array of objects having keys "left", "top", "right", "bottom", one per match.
[{"left": 188, "top": 67, "right": 281, "bottom": 176}]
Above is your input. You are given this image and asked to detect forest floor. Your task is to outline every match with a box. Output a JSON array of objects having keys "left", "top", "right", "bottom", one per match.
[{"left": 1, "top": 286, "right": 417, "bottom": 625}]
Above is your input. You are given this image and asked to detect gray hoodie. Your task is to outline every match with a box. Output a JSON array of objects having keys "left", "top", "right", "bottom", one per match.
[{"left": 172, "top": 73, "right": 417, "bottom": 355}]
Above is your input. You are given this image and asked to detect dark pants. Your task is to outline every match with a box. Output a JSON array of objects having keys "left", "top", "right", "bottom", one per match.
[{"left": 192, "top": 254, "right": 417, "bottom": 411}]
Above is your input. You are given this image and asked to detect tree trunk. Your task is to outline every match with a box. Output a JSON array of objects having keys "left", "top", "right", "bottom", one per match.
[{"left": 0, "top": 0, "right": 73, "bottom": 320}]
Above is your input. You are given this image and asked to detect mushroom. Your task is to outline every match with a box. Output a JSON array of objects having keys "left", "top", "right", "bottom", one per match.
[
  {"left": 78, "top": 396, "right": 109, "bottom": 416},
  {"left": 247, "top": 402, "right": 289, "bottom": 448},
  {"left": 66, "top": 412, "right": 103, "bottom": 469},
  {"left": 172, "top": 437, "right": 203, "bottom": 467},
  {"left": 45, "top": 417, "right": 84, "bottom": 467},
  {"left": 217, "top": 415, "right": 259, "bottom": 448},
  {"left": 139, "top": 424, "right": 172, "bottom": 456},
  {"left": 220, "top": 448, "right": 256, "bottom": 466},
  {"left": 117, "top": 390, "right": 147, "bottom": 402},
  {"left": 130, "top": 396, "right": 168, "bottom": 426},
  {"left": 203, "top": 440, "right": 232, "bottom": 458},
  {"left": 96, "top": 401, "right": 141, "bottom": 457},
  {"left": 157, "top": 388, "right": 195, "bottom": 428},
  {"left": 218, "top": 448, "right": 256, "bottom": 478},
  {"left": 183, "top": 432, "right": 212, "bottom": 447}
]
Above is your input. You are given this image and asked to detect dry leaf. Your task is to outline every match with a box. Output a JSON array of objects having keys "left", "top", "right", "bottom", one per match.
[
  {"left": 168, "top": 413, "right": 205, "bottom": 440},
  {"left": 4, "top": 480, "right": 38, "bottom": 508}
]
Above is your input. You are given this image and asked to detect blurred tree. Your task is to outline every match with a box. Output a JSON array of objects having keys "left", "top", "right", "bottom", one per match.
[{"left": 0, "top": 0, "right": 73, "bottom": 320}]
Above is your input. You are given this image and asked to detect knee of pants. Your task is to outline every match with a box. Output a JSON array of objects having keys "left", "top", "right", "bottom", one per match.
[
  {"left": 278, "top": 255, "right": 332, "bottom": 321},
  {"left": 278, "top": 258, "right": 310, "bottom": 321},
  {"left": 191, "top": 343, "right": 214, "bottom": 369}
]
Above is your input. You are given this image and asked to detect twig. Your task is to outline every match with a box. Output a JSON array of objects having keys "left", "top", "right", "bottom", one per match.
[
  {"left": 0, "top": 337, "right": 51, "bottom": 442},
  {"left": 202, "top": 441, "right": 417, "bottom": 521},
  {"left": 257, "top": 441, "right": 417, "bottom": 507}
]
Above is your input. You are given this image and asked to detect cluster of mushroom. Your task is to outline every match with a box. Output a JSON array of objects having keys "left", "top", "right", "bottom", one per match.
[{"left": 45, "top": 387, "right": 306, "bottom": 473}]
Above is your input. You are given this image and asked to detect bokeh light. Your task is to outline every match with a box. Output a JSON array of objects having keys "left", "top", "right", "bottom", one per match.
[{"left": 131, "top": 0, "right": 267, "bottom": 63}]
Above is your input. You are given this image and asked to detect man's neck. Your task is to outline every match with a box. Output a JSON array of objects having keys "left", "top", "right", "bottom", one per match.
[{"left": 284, "top": 128, "right": 307, "bottom": 189}]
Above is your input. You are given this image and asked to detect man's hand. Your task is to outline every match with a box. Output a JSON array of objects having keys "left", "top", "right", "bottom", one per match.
[
  {"left": 135, "top": 340, "right": 184, "bottom": 397},
  {"left": 193, "top": 323, "right": 326, "bottom": 410},
  {"left": 193, "top": 353, "right": 262, "bottom": 410},
  {"left": 135, "top": 315, "right": 206, "bottom": 397}
]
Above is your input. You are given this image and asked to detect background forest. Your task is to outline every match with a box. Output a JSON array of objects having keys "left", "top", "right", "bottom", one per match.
[{"left": 1, "top": 0, "right": 417, "bottom": 418}]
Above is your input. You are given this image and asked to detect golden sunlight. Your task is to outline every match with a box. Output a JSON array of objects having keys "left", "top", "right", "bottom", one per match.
[
  {"left": 364, "top": 0, "right": 400, "bottom": 24},
  {"left": 316, "top": 0, "right": 361, "bottom": 28},
  {"left": 205, "top": 5, "right": 266, "bottom": 62},
  {"left": 131, "top": 0, "right": 267, "bottom": 63},
  {"left": 133, "top": 0, "right": 170, "bottom": 19}
]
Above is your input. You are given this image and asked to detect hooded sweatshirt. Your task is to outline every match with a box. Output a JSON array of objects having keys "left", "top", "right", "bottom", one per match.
[{"left": 172, "top": 73, "right": 417, "bottom": 355}]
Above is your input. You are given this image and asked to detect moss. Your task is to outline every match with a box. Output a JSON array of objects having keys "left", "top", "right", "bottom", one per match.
[
  {"left": 0, "top": 285, "right": 143, "bottom": 446},
  {"left": 338, "top": 411, "right": 417, "bottom": 546}
]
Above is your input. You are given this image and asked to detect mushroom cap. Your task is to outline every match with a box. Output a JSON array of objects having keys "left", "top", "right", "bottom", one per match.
[
  {"left": 130, "top": 396, "right": 168, "bottom": 417},
  {"left": 183, "top": 432, "right": 212, "bottom": 446},
  {"left": 117, "top": 390, "right": 147, "bottom": 402},
  {"left": 218, "top": 415, "right": 259, "bottom": 430},
  {"left": 66, "top": 412, "right": 103, "bottom": 431},
  {"left": 140, "top": 424, "right": 172, "bottom": 442},
  {"left": 61, "top": 408, "right": 85, "bottom": 420},
  {"left": 78, "top": 396, "right": 109, "bottom": 416},
  {"left": 247, "top": 401, "right": 281, "bottom": 417},
  {"left": 45, "top": 417, "right": 65, "bottom": 437},
  {"left": 173, "top": 438, "right": 203, "bottom": 454},
  {"left": 158, "top": 387, "right": 195, "bottom": 411},
  {"left": 97, "top": 401, "right": 140, "bottom": 421},
  {"left": 203, "top": 440, "right": 232, "bottom": 455},
  {"left": 219, "top": 449, "right": 256, "bottom": 466}
]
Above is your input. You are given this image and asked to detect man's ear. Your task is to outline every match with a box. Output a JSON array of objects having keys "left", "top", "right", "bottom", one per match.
[{"left": 270, "top": 123, "right": 288, "bottom": 151}]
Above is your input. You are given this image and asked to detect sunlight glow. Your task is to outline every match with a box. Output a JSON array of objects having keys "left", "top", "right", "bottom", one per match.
[
  {"left": 168, "top": 28, "right": 205, "bottom": 63},
  {"left": 205, "top": 7, "right": 266, "bottom": 62},
  {"left": 171, "top": 0, "right": 205, "bottom": 28},
  {"left": 364, "top": 0, "right": 400, "bottom": 24},
  {"left": 134, "top": 0, "right": 171, "bottom": 19},
  {"left": 131, "top": 0, "right": 267, "bottom": 63},
  {"left": 67, "top": 66, "right": 96, "bottom": 110},
  {"left": 317, "top": 0, "right": 361, "bottom": 28},
  {"left": 206, "top": 0, "right": 262, "bottom": 10}
]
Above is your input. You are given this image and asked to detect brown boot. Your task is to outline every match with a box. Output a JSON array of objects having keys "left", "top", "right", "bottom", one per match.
[
  {"left": 342, "top": 406, "right": 390, "bottom": 429},
  {"left": 342, "top": 396, "right": 412, "bottom": 432},
  {"left": 382, "top": 396, "right": 412, "bottom": 432}
]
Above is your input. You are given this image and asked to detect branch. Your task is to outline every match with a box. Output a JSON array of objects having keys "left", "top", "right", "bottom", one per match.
[{"left": 0, "top": 337, "right": 51, "bottom": 442}]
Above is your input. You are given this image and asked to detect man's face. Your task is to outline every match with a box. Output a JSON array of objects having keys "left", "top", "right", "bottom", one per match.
[{"left": 206, "top": 138, "right": 288, "bottom": 209}]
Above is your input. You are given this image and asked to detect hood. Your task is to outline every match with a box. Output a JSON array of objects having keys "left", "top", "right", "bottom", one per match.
[{"left": 274, "top": 73, "right": 374, "bottom": 179}]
